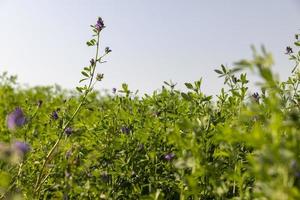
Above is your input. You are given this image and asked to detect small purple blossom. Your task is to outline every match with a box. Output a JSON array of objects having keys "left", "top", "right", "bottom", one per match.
[
  {"left": 164, "top": 153, "right": 175, "bottom": 161},
  {"left": 95, "top": 17, "right": 105, "bottom": 32},
  {"left": 13, "top": 141, "right": 30, "bottom": 155},
  {"left": 96, "top": 73, "right": 104, "bottom": 81},
  {"left": 105, "top": 47, "right": 112, "bottom": 54},
  {"left": 7, "top": 108, "right": 26, "bottom": 130},
  {"left": 112, "top": 88, "right": 117, "bottom": 94},
  {"left": 90, "top": 58, "right": 95, "bottom": 66},
  {"left": 121, "top": 126, "right": 131, "bottom": 134},
  {"left": 252, "top": 92, "right": 260, "bottom": 103},
  {"left": 65, "top": 127, "right": 73, "bottom": 136},
  {"left": 285, "top": 46, "right": 293, "bottom": 55},
  {"left": 51, "top": 110, "right": 59, "bottom": 120}
]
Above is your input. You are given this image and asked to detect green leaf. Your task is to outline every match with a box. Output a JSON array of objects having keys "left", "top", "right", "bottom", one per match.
[
  {"left": 195, "top": 79, "right": 202, "bottom": 89},
  {"left": 214, "top": 69, "right": 223, "bottom": 74},
  {"left": 86, "top": 39, "right": 97, "bottom": 46},
  {"left": 184, "top": 83, "right": 193, "bottom": 90},
  {"left": 221, "top": 64, "right": 227, "bottom": 73},
  {"left": 0, "top": 171, "right": 11, "bottom": 188},
  {"left": 235, "top": 60, "right": 252, "bottom": 67},
  {"left": 122, "top": 83, "right": 128, "bottom": 91},
  {"left": 81, "top": 71, "right": 90, "bottom": 77},
  {"left": 181, "top": 92, "right": 192, "bottom": 101},
  {"left": 294, "top": 41, "right": 300, "bottom": 46},
  {"left": 84, "top": 66, "right": 91, "bottom": 72},
  {"left": 163, "top": 81, "right": 170, "bottom": 86},
  {"left": 76, "top": 87, "right": 83, "bottom": 93},
  {"left": 203, "top": 95, "right": 212, "bottom": 102},
  {"left": 86, "top": 41, "right": 92, "bottom": 46},
  {"left": 79, "top": 78, "right": 88, "bottom": 83}
]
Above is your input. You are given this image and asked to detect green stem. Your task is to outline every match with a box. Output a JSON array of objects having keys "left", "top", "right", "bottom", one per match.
[
  {"left": 0, "top": 162, "right": 24, "bottom": 199},
  {"left": 34, "top": 32, "right": 102, "bottom": 196}
]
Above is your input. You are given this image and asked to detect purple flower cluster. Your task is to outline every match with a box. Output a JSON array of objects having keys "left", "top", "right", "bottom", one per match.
[
  {"left": 13, "top": 141, "right": 30, "bottom": 155},
  {"left": 285, "top": 46, "right": 293, "bottom": 55},
  {"left": 65, "top": 127, "right": 73, "bottom": 136},
  {"left": 121, "top": 126, "right": 131, "bottom": 134},
  {"left": 51, "top": 110, "right": 59, "bottom": 120},
  {"left": 90, "top": 58, "right": 95, "bottom": 66},
  {"left": 105, "top": 47, "right": 112, "bottom": 54},
  {"left": 0, "top": 141, "right": 30, "bottom": 163},
  {"left": 1, "top": 108, "right": 31, "bottom": 162},
  {"left": 95, "top": 17, "right": 105, "bottom": 32},
  {"left": 96, "top": 73, "right": 104, "bottom": 81},
  {"left": 7, "top": 107, "right": 26, "bottom": 130},
  {"left": 252, "top": 92, "right": 260, "bottom": 103},
  {"left": 164, "top": 153, "right": 175, "bottom": 161}
]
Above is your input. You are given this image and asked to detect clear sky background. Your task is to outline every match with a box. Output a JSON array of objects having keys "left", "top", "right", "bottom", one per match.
[{"left": 0, "top": 0, "right": 300, "bottom": 95}]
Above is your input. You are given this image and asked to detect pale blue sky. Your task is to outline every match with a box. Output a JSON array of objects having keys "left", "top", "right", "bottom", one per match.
[{"left": 0, "top": 0, "right": 299, "bottom": 95}]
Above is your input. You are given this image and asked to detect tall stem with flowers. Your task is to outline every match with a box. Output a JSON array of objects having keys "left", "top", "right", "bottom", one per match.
[{"left": 33, "top": 17, "right": 111, "bottom": 196}]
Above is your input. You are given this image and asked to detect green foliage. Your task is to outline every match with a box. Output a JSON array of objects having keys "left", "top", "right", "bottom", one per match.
[{"left": 0, "top": 18, "right": 300, "bottom": 199}]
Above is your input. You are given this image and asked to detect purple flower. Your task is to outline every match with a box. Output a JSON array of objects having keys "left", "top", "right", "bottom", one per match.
[
  {"left": 252, "top": 92, "right": 260, "bottom": 103},
  {"left": 7, "top": 108, "right": 26, "bottom": 130},
  {"left": 112, "top": 88, "right": 117, "bottom": 94},
  {"left": 51, "top": 110, "right": 59, "bottom": 120},
  {"left": 96, "top": 73, "right": 104, "bottom": 81},
  {"left": 95, "top": 17, "right": 105, "bottom": 32},
  {"left": 13, "top": 141, "right": 30, "bottom": 155},
  {"left": 90, "top": 58, "right": 95, "bottom": 66},
  {"left": 285, "top": 46, "right": 293, "bottom": 55},
  {"left": 65, "top": 127, "right": 73, "bottom": 136},
  {"left": 105, "top": 47, "right": 112, "bottom": 54},
  {"left": 164, "top": 153, "right": 175, "bottom": 161},
  {"left": 121, "top": 126, "right": 130, "bottom": 134}
]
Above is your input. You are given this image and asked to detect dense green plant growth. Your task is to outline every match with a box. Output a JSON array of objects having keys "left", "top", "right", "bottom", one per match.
[{"left": 0, "top": 18, "right": 300, "bottom": 199}]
